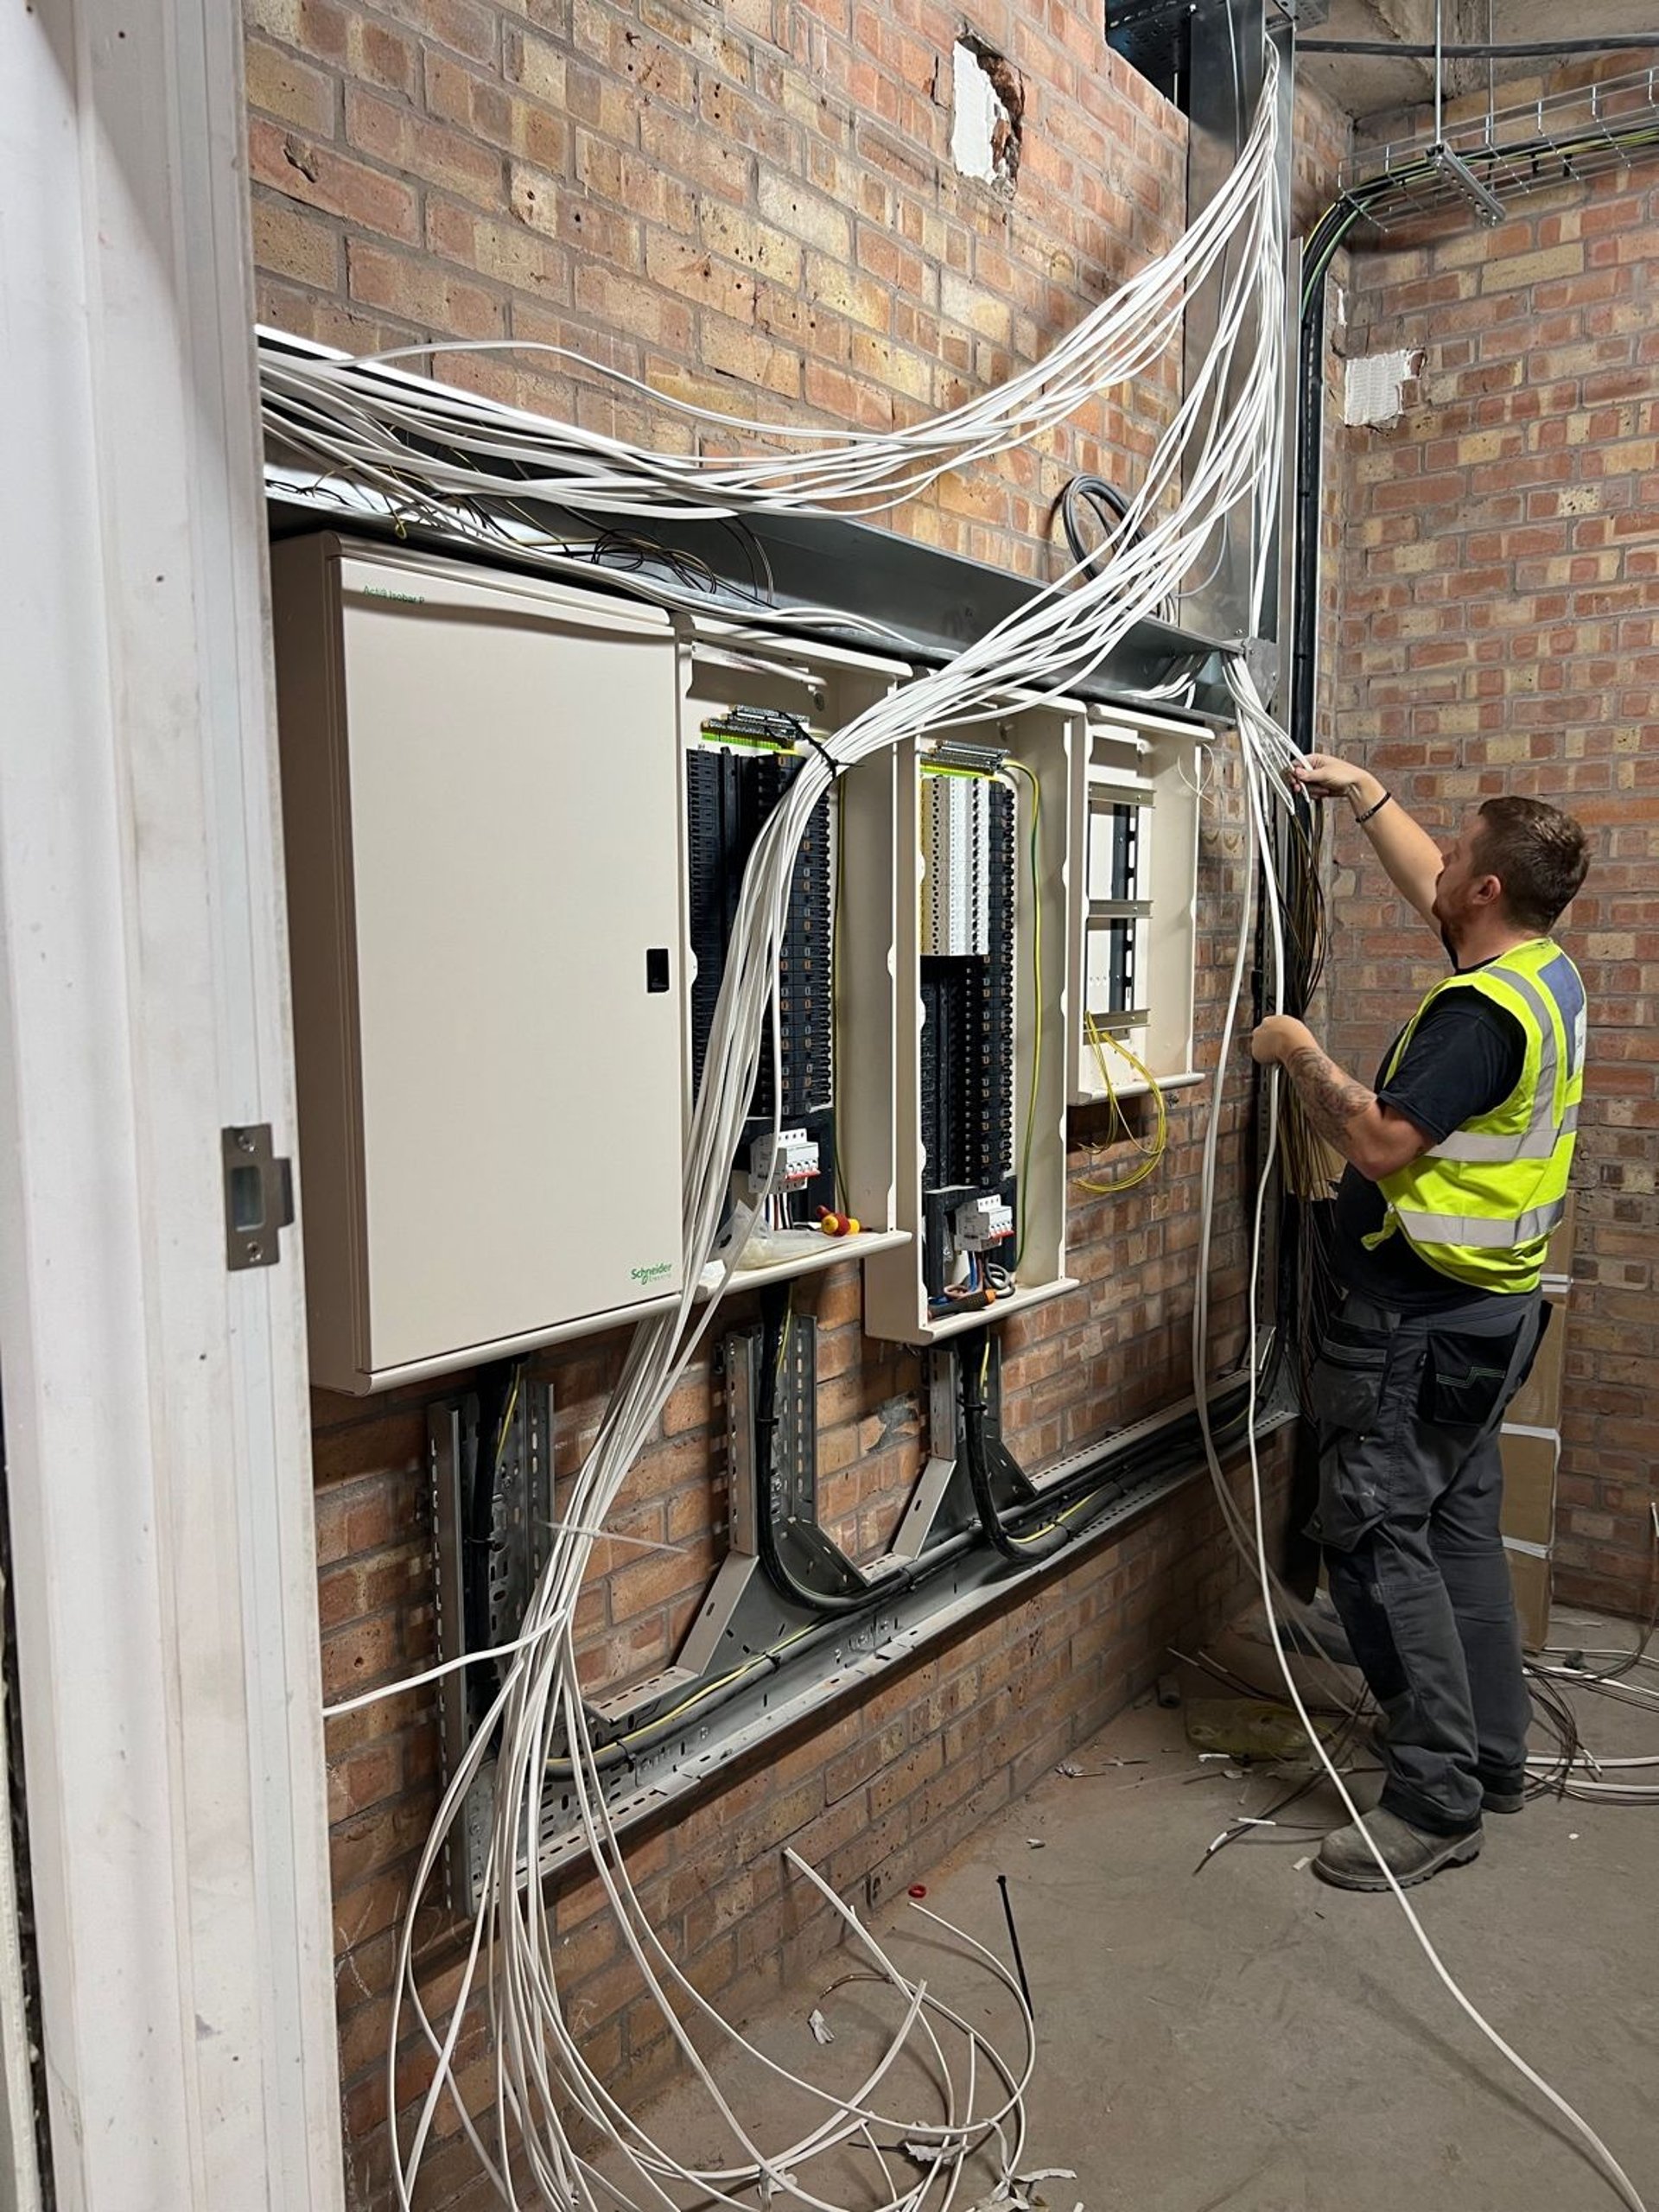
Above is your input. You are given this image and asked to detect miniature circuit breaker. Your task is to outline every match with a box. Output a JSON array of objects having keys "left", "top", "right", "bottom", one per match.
[
  {"left": 679, "top": 624, "right": 911, "bottom": 1294},
  {"left": 863, "top": 701, "right": 1077, "bottom": 1346}
]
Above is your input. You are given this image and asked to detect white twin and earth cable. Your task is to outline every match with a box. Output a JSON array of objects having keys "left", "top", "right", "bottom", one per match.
[{"left": 260, "top": 83, "right": 1270, "bottom": 525}]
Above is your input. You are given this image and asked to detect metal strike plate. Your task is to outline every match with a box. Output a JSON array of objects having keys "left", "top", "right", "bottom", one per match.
[{"left": 220, "top": 1123, "right": 294, "bottom": 1269}]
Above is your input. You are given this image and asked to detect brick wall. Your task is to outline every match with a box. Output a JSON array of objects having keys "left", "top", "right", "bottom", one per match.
[
  {"left": 320, "top": 1387, "right": 1291, "bottom": 2209},
  {"left": 243, "top": 7, "right": 1349, "bottom": 2202},
  {"left": 1326, "top": 73, "right": 1659, "bottom": 1617},
  {"left": 245, "top": 0, "right": 1192, "bottom": 575}
]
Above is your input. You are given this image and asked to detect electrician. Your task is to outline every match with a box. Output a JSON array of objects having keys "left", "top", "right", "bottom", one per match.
[{"left": 1249, "top": 761, "right": 1590, "bottom": 1891}]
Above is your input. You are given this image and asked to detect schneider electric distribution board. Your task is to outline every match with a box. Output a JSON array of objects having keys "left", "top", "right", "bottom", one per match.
[{"left": 270, "top": 535, "right": 688, "bottom": 1393}]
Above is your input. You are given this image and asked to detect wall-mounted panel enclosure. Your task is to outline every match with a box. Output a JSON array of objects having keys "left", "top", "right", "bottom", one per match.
[
  {"left": 1067, "top": 707, "right": 1211, "bottom": 1106},
  {"left": 271, "top": 536, "right": 687, "bottom": 1393},
  {"left": 678, "top": 626, "right": 911, "bottom": 1295},
  {"left": 863, "top": 701, "right": 1076, "bottom": 1344}
]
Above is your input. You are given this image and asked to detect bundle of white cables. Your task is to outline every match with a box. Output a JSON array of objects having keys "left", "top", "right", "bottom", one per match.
[
  {"left": 301, "top": 33, "right": 1643, "bottom": 2212},
  {"left": 264, "top": 82, "right": 1267, "bottom": 530}
]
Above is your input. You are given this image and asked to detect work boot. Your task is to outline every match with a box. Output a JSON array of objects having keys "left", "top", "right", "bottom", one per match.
[{"left": 1313, "top": 1808, "right": 1483, "bottom": 1891}]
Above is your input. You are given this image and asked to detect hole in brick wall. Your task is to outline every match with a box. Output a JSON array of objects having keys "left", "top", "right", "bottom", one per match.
[
  {"left": 950, "top": 35, "right": 1023, "bottom": 192},
  {"left": 1070, "top": 1091, "right": 1158, "bottom": 1163}
]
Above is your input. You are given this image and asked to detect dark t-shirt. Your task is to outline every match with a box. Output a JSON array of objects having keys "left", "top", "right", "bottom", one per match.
[{"left": 1332, "top": 970, "right": 1527, "bottom": 1313}]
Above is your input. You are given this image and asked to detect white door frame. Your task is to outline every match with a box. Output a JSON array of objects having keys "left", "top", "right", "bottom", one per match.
[{"left": 0, "top": 5, "right": 343, "bottom": 2207}]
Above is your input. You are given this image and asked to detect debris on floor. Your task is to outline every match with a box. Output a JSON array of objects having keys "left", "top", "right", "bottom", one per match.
[{"left": 1184, "top": 1695, "right": 1338, "bottom": 1762}]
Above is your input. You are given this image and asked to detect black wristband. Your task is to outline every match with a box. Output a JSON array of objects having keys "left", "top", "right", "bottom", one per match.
[{"left": 1353, "top": 789, "right": 1391, "bottom": 827}]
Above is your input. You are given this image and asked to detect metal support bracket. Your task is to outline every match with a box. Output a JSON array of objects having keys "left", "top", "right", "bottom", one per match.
[
  {"left": 1430, "top": 144, "right": 1505, "bottom": 225},
  {"left": 676, "top": 1318, "right": 900, "bottom": 1679},
  {"left": 430, "top": 1376, "right": 555, "bottom": 1910},
  {"left": 887, "top": 1339, "right": 1035, "bottom": 1562}
]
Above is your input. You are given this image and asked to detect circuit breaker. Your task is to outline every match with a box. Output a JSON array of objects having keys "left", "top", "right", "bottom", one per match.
[
  {"left": 917, "top": 757, "right": 1019, "bottom": 1309},
  {"left": 686, "top": 711, "right": 838, "bottom": 1226},
  {"left": 863, "top": 703, "right": 1077, "bottom": 1345},
  {"left": 677, "top": 628, "right": 909, "bottom": 1290}
]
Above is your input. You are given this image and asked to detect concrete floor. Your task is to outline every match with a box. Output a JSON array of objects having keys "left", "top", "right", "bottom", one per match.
[{"left": 634, "top": 1606, "right": 1659, "bottom": 2212}]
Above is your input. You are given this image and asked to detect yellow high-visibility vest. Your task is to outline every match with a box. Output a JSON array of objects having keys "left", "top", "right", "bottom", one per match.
[{"left": 1365, "top": 937, "right": 1586, "bottom": 1294}]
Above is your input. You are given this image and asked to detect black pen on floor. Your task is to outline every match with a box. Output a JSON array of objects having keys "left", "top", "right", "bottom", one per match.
[{"left": 996, "top": 1873, "right": 1033, "bottom": 2018}]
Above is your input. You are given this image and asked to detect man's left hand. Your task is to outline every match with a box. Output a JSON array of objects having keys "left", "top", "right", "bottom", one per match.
[{"left": 1250, "top": 1015, "right": 1312, "bottom": 1065}]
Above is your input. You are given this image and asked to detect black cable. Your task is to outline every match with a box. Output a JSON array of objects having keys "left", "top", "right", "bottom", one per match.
[
  {"left": 753, "top": 1288, "right": 885, "bottom": 1618},
  {"left": 958, "top": 1333, "right": 1073, "bottom": 1565},
  {"left": 1521, "top": 1666, "right": 1583, "bottom": 1800},
  {"left": 995, "top": 1873, "right": 1035, "bottom": 2016},
  {"left": 1288, "top": 271, "right": 1331, "bottom": 768},
  {"left": 464, "top": 1358, "right": 521, "bottom": 1726},
  {"left": 541, "top": 1370, "right": 1273, "bottom": 1774},
  {"left": 1300, "top": 35, "right": 1659, "bottom": 57},
  {"left": 1169, "top": 1645, "right": 1356, "bottom": 1717},
  {"left": 1059, "top": 474, "right": 1137, "bottom": 576}
]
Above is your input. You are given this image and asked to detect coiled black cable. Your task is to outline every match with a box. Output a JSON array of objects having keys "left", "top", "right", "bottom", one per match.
[
  {"left": 754, "top": 1287, "right": 891, "bottom": 1617},
  {"left": 959, "top": 1333, "right": 1073, "bottom": 1566},
  {"left": 1059, "top": 473, "right": 1136, "bottom": 575}
]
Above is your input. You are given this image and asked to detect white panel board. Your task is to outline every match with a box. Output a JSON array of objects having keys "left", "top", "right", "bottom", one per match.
[{"left": 275, "top": 542, "right": 687, "bottom": 1386}]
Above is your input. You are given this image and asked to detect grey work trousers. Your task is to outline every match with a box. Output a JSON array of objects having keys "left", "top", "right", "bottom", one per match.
[{"left": 1306, "top": 1285, "right": 1546, "bottom": 1835}]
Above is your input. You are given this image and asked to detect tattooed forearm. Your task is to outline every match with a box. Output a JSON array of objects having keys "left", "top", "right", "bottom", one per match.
[{"left": 1281, "top": 1044, "right": 1376, "bottom": 1153}]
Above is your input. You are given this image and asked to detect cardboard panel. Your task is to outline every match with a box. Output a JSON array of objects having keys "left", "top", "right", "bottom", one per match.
[
  {"left": 1507, "top": 1286, "right": 1569, "bottom": 1431},
  {"left": 1506, "top": 1547, "right": 1551, "bottom": 1653},
  {"left": 1499, "top": 1424, "right": 1560, "bottom": 1548}
]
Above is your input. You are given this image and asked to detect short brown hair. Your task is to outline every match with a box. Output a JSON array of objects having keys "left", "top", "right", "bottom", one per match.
[{"left": 1474, "top": 796, "right": 1590, "bottom": 931}]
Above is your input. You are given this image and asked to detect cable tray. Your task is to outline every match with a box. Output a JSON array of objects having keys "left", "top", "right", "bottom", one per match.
[{"left": 1341, "top": 64, "right": 1659, "bottom": 230}]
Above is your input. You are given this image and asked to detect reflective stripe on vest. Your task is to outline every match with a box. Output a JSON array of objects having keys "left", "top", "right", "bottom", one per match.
[
  {"left": 1370, "top": 937, "right": 1585, "bottom": 1294},
  {"left": 1433, "top": 1103, "right": 1579, "bottom": 1164},
  {"left": 1391, "top": 1199, "right": 1567, "bottom": 1248}
]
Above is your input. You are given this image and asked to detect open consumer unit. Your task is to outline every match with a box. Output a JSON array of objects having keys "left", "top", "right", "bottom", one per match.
[
  {"left": 678, "top": 625, "right": 912, "bottom": 1300},
  {"left": 1067, "top": 705, "right": 1211, "bottom": 1106},
  {"left": 862, "top": 702, "right": 1077, "bottom": 1344}
]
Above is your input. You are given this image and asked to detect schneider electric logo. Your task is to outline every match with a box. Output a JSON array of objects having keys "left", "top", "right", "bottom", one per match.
[{"left": 631, "top": 1262, "right": 673, "bottom": 1285}]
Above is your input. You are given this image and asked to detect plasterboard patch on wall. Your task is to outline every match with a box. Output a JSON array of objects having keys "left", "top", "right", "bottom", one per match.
[
  {"left": 1343, "top": 348, "right": 1422, "bottom": 429},
  {"left": 950, "top": 36, "right": 1022, "bottom": 189}
]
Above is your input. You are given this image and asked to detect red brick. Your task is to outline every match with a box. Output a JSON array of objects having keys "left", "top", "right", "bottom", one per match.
[
  {"left": 245, "top": 34, "right": 337, "bottom": 132},
  {"left": 248, "top": 118, "right": 420, "bottom": 243},
  {"left": 343, "top": 84, "right": 505, "bottom": 208},
  {"left": 346, "top": 239, "right": 506, "bottom": 334}
]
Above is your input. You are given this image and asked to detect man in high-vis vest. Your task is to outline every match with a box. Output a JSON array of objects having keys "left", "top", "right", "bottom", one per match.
[{"left": 1251, "top": 761, "right": 1590, "bottom": 1891}]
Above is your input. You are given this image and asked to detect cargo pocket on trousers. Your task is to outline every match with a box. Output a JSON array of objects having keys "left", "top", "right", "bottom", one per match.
[
  {"left": 1304, "top": 1318, "right": 1391, "bottom": 1553},
  {"left": 1421, "top": 1320, "right": 1525, "bottom": 1433}
]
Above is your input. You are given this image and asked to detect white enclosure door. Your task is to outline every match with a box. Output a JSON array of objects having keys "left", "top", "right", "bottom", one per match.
[{"left": 340, "top": 562, "right": 687, "bottom": 1367}]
